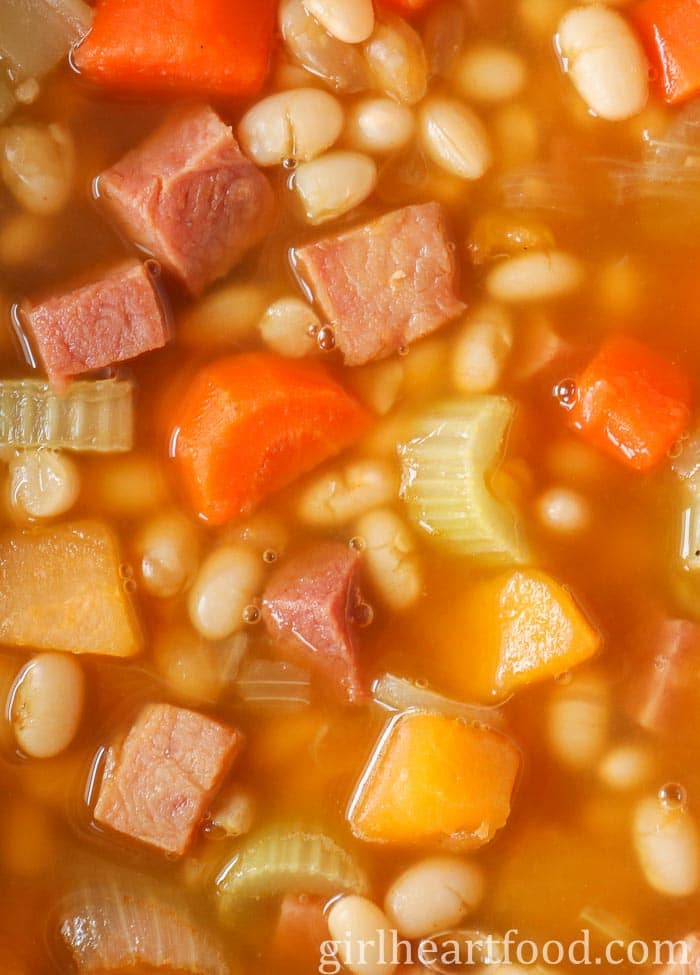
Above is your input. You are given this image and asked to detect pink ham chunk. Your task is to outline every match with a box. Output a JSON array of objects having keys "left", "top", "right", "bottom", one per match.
[
  {"left": 22, "top": 261, "right": 169, "bottom": 384},
  {"left": 98, "top": 104, "right": 274, "bottom": 295},
  {"left": 94, "top": 703, "right": 242, "bottom": 856},
  {"left": 262, "top": 542, "right": 366, "bottom": 704},
  {"left": 293, "top": 202, "right": 466, "bottom": 366}
]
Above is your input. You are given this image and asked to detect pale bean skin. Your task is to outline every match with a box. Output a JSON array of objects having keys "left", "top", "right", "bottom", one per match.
[
  {"left": 0, "top": 123, "right": 74, "bottom": 215},
  {"left": 188, "top": 546, "right": 264, "bottom": 641},
  {"left": 259, "top": 296, "right": 320, "bottom": 357},
  {"left": 11, "top": 653, "right": 85, "bottom": 759},
  {"left": 547, "top": 673, "right": 610, "bottom": 769},
  {"left": 349, "top": 359, "right": 404, "bottom": 415},
  {"left": 454, "top": 45, "right": 527, "bottom": 103},
  {"left": 327, "top": 896, "right": 398, "bottom": 975},
  {"left": 363, "top": 14, "right": 428, "bottom": 106},
  {"left": 557, "top": 6, "right": 649, "bottom": 121},
  {"left": 238, "top": 88, "right": 344, "bottom": 166},
  {"left": 280, "top": 0, "right": 370, "bottom": 92},
  {"left": 345, "top": 98, "right": 415, "bottom": 156},
  {"left": 293, "top": 150, "right": 377, "bottom": 224},
  {"left": 535, "top": 486, "right": 591, "bottom": 534},
  {"left": 451, "top": 303, "right": 513, "bottom": 394},
  {"left": 297, "top": 459, "right": 397, "bottom": 527},
  {"left": 598, "top": 744, "right": 654, "bottom": 791},
  {"left": 355, "top": 508, "right": 422, "bottom": 611},
  {"left": 419, "top": 97, "right": 492, "bottom": 181},
  {"left": 136, "top": 512, "right": 200, "bottom": 599},
  {"left": 179, "top": 282, "right": 268, "bottom": 348},
  {"left": 8, "top": 449, "right": 79, "bottom": 520},
  {"left": 486, "top": 251, "right": 584, "bottom": 302},
  {"left": 384, "top": 857, "right": 484, "bottom": 939},
  {"left": 303, "top": 0, "right": 374, "bottom": 44},
  {"left": 633, "top": 795, "right": 700, "bottom": 897}
]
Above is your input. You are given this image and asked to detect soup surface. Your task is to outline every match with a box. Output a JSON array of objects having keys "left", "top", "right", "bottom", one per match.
[{"left": 1, "top": 0, "right": 700, "bottom": 972}]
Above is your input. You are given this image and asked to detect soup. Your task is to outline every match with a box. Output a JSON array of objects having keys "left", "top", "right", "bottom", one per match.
[{"left": 0, "top": 0, "right": 699, "bottom": 972}]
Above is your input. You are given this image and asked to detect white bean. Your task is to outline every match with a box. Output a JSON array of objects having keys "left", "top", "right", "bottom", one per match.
[
  {"left": 11, "top": 653, "right": 85, "bottom": 759},
  {"left": 454, "top": 45, "right": 527, "bottom": 103},
  {"left": 384, "top": 856, "right": 484, "bottom": 939},
  {"left": 486, "top": 250, "right": 584, "bottom": 302},
  {"left": 303, "top": 0, "right": 374, "bottom": 43},
  {"left": 557, "top": 6, "right": 649, "bottom": 121},
  {"left": 451, "top": 303, "right": 513, "bottom": 394},
  {"left": 233, "top": 514, "right": 289, "bottom": 558},
  {"left": 419, "top": 97, "right": 492, "bottom": 181},
  {"left": 298, "top": 459, "right": 397, "bottom": 527},
  {"left": 179, "top": 282, "right": 268, "bottom": 348},
  {"left": 210, "top": 784, "right": 256, "bottom": 837},
  {"left": 280, "top": 0, "right": 370, "bottom": 92},
  {"left": 0, "top": 212, "right": 52, "bottom": 266},
  {"left": 349, "top": 359, "right": 404, "bottom": 415},
  {"left": 293, "top": 150, "right": 377, "bottom": 224},
  {"left": 0, "top": 123, "right": 74, "bottom": 216},
  {"left": 136, "top": 512, "right": 200, "bottom": 599},
  {"left": 188, "top": 546, "right": 264, "bottom": 641},
  {"left": 327, "top": 895, "right": 398, "bottom": 975},
  {"left": 547, "top": 673, "right": 610, "bottom": 769},
  {"left": 633, "top": 794, "right": 700, "bottom": 897},
  {"left": 535, "top": 486, "right": 591, "bottom": 534},
  {"left": 355, "top": 508, "right": 422, "bottom": 611},
  {"left": 259, "top": 296, "right": 320, "bottom": 357},
  {"left": 598, "top": 744, "right": 653, "bottom": 791},
  {"left": 238, "top": 88, "right": 344, "bottom": 167},
  {"left": 8, "top": 449, "right": 79, "bottom": 520},
  {"left": 363, "top": 13, "right": 428, "bottom": 106},
  {"left": 345, "top": 98, "right": 415, "bottom": 156}
]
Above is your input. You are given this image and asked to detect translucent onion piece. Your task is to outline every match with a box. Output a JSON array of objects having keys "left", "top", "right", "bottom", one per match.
[
  {"left": 216, "top": 826, "right": 369, "bottom": 916},
  {"left": 235, "top": 658, "right": 312, "bottom": 707},
  {"left": 58, "top": 880, "right": 230, "bottom": 975},
  {"left": 279, "top": 0, "right": 370, "bottom": 93},
  {"left": 645, "top": 101, "right": 700, "bottom": 175},
  {"left": 398, "top": 397, "right": 528, "bottom": 561},
  {"left": 372, "top": 673, "right": 506, "bottom": 730},
  {"left": 497, "top": 165, "right": 582, "bottom": 215},
  {"left": 0, "top": 378, "right": 133, "bottom": 452},
  {"left": 0, "top": 0, "right": 93, "bottom": 82},
  {"left": 0, "top": 73, "right": 15, "bottom": 124},
  {"left": 680, "top": 483, "right": 700, "bottom": 572}
]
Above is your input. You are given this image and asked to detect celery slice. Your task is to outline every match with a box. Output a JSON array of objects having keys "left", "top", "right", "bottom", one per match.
[
  {"left": 0, "top": 378, "right": 133, "bottom": 452},
  {"left": 398, "top": 397, "right": 528, "bottom": 561},
  {"left": 216, "top": 826, "right": 369, "bottom": 916}
]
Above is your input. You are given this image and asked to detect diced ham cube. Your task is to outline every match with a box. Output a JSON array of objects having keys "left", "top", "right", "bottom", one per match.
[
  {"left": 293, "top": 202, "right": 466, "bottom": 366},
  {"left": 625, "top": 617, "right": 700, "bottom": 736},
  {"left": 270, "top": 894, "right": 329, "bottom": 975},
  {"left": 94, "top": 703, "right": 242, "bottom": 856},
  {"left": 22, "top": 261, "right": 169, "bottom": 385},
  {"left": 660, "top": 933, "right": 700, "bottom": 974},
  {"left": 262, "top": 542, "right": 366, "bottom": 704},
  {"left": 98, "top": 104, "right": 274, "bottom": 295}
]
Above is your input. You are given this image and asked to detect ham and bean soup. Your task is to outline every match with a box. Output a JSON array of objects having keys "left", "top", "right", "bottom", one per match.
[{"left": 2, "top": 0, "right": 700, "bottom": 972}]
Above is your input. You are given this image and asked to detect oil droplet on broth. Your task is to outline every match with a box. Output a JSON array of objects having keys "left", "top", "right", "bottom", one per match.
[
  {"left": 658, "top": 782, "right": 688, "bottom": 811},
  {"left": 349, "top": 536, "right": 365, "bottom": 552},
  {"left": 352, "top": 602, "right": 374, "bottom": 627},
  {"left": 554, "top": 378, "right": 578, "bottom": 409},
  {"left": 263, "top": 549, "right": 278, "bottom": 564},
  {"left": 317, "top": 325, "right": 336, "bottom": 352},
  {"left": 242, "top": 605, "right": 261, "bottom": 625}
]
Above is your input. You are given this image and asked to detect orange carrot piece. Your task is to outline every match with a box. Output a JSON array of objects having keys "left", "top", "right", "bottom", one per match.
[
  {"left": 632, "top": 0, "right": 700, "bottom": 105},
  {"left": 348, "top": 711, "right": 520, "bottom": 847},
  {"left": 74, "top": 0, "right": 277, "bottom": 99},
  {"left": 568, "top": 336, "right": 692, "bottom": 471},
  {"left": 171, "top": 353, "right": 372, "bottom": 525},
  {"left": 430, "top": 569, "right": 601, "bottom": 704}
]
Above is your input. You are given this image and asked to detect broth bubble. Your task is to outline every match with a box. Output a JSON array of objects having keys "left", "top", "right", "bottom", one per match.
[{"left": 658, "top": 783, "right": 688, "bottom": 811}]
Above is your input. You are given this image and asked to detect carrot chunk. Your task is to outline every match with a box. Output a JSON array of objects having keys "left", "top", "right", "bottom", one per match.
[
  {"left": 73, "top": 0, "right": 277, "bottom": 99},
  {"left": 632, "top": 0, "right": 700, "bottom": 104},
  {"left": 171, "top": 353, "right": 372, "bottom": 525},
  {"left": 568, "top": 336, "right": 692, "bottom": 471},
  {"left": 348, "top": 711, "right": 520, "bottom": 847},
  {"left": 428, "top": 569, "right": 601, "bottom": 703}
]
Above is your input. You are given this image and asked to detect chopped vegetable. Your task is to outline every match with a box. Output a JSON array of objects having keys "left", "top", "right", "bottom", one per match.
[
  {"left": 372, "top": 673, "right": 506, "bottom": 730},
  {"left": 0, "top": 75, "right": 15, "bottom": 125},
  {"left": 0, "top": 0, "right": 92, "bottom": 83},
  {"left": 427, "top": 569, "right": 601, "bottom": 703},
  {"left": 632, "top": 0, "right": 700, "bottom": 104},
  {"left": 74, "top": 0, "right": 277, "bottom": 99},
  {"left": 216, "top": 826, "right": 369, "bottom": 917},
  {"left": 0, "top": 521, "right": 141, "bottom": 657},
  {"left": 398, "top": 397, "right": 528, "bottom": 561},
  {"left": 0, "top": 378, "right": 133, "bottom": 452},
  {"left": 235, "top": 659, "right": 312, "bottom": 708},
  {"left": 568, "top": 336, "right": 692, "bottom": 471},
  {"left": 171, "top": 353, "right": 372, "bottom": 525},
  {"left": 347, "top": 711, "right": 521, "bottom": 847}
]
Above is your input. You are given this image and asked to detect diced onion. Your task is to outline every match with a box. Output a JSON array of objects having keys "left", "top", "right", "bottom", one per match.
[
  {"left": 373, "top": 673, "right": 506, "bottom": 730},
  {"left": 0, "top": 0, "right": 92, "bottom": 82},
  {"left": 235, "top": 658, "right": 312, "bottom": 707},
  {"left": 0, "top": 378, "right": 133, "bottom": 452}
]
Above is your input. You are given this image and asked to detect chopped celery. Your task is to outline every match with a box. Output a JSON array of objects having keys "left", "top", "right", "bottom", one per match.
[
  {"left": 373, "top": 673, "right": 506, "bottom": 730},
  {"left": 398, "top": 397, "right": 528, "bottom": 561},
  {"left": 216, "top": 826, "right": 368, "bottom": 916},
  {"left": 0, "top": 0, "right": 92, "bottom": 82},
  {"left": 0, "top": 378, "right": 133, "bottom": 452}
]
